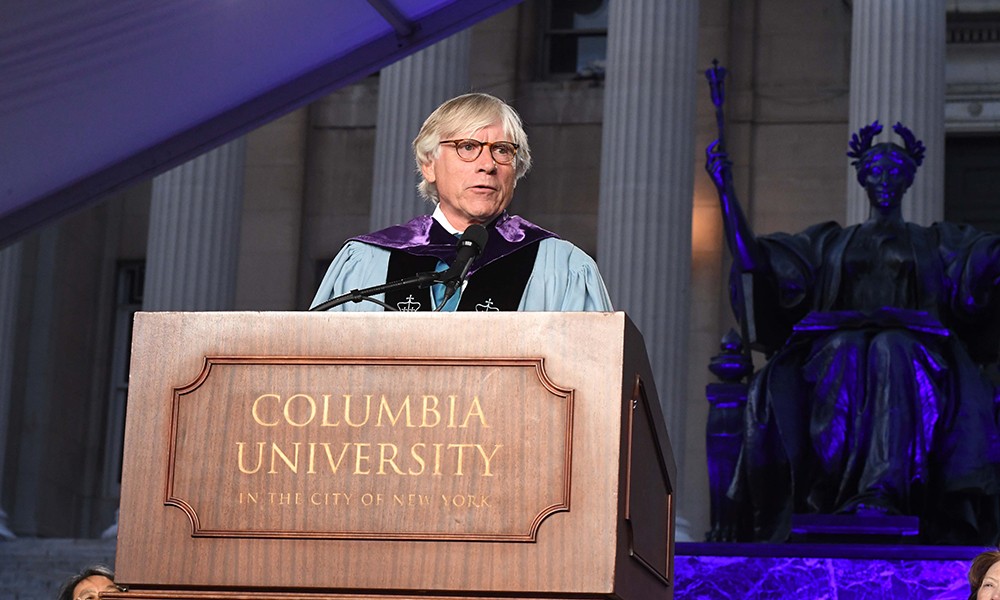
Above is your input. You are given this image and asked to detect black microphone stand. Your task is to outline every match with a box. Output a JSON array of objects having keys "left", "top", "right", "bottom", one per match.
[{"left": 309, "top": 267, "right": 458, "bottom": 312}]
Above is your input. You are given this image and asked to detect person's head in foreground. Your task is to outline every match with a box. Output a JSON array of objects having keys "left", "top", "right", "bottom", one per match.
[
  {"left": 970, "top": 549, "right": 1000, "bottom": 600},
  {"left": 57, "top": 565, "right": 119, "bottom": 600}
]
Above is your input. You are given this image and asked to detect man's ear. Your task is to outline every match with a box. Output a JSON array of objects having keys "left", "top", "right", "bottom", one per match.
[{"left": 420, "top": 160, "right": 436, "bottom": 184}]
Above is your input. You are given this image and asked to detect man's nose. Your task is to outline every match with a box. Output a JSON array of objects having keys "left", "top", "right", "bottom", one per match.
[{"left": 475, "top": 148, "right": 497, "bottom": 172}]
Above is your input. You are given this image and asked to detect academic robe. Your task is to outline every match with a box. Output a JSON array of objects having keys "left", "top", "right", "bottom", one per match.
[{"left": 311, "top": 212, "right": 612, "bottom": 313}]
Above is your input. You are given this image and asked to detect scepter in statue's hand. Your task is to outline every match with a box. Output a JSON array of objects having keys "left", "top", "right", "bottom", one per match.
[
  {"left": 706, "top": 59, "right": 728, "bottom": 152},
  {"left": 703, "top": 60, "right": 760, "bottom": 360},
  {"left": 703, "top": 58, "right": 759, "bottom": 271},
  {"left": 704, "top": 59, "right": 736, "bottom": 211}
]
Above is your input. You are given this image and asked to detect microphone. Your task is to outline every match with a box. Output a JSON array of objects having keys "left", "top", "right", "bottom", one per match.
[
  {"left": 310, "top": 224, "right": 489, "bottom": 312},
  {"left": 439, "top": 224, "right": 488, "bottom": 307}
]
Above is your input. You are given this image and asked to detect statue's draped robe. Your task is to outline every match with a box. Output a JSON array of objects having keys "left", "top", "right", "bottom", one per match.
[{"left": 732, "top": 220, "right": 1000, "bottom": 544}]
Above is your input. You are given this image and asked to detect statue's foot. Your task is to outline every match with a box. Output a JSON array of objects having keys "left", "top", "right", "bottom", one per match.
[
  {"left": 854, "top": 501, "right": 900, "bottom": 516},
  {"left": 841, "top": 494, "right": 902, "bottom": 517}
]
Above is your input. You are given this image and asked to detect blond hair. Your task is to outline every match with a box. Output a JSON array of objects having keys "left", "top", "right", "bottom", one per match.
[{"left": 412, "top": 92, "right": 532, "bottom": 202}]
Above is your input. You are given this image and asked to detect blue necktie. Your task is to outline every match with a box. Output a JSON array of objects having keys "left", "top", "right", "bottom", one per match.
[{"left": 432, "top": 234, "right": 463, "bottom": 311}]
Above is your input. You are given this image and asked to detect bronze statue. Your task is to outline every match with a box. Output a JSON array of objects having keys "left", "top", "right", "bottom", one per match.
[{"left": 705, "top": 121, "right": 1000, "bottom": 544}]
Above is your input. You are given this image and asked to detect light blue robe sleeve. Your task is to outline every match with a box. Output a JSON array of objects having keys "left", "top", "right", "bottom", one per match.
[
  {"left": 518, "top": 238, "right": 613, "bottom": 311},
  {"left": 310, "top": 241, "right": 391, "bottom": 311}
]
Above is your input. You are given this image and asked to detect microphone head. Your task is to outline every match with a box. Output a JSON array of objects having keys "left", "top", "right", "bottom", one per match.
[
  {"left": 459, "top": 224, "right": 488, "bottom": 256},
  {"left": 442, "top": 224, "right": 489, "bottom": 297}
]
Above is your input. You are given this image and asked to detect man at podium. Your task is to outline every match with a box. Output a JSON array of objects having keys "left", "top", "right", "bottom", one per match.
[{"left": 311, "top": 92, "right": 612, "bottom": 313}]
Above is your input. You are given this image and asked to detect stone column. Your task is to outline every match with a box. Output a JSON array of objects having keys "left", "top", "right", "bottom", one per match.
[
  {"left": 144, "top": 139, "right": 247, "bottom": 310},
  {"left": 597, "top": 1, "right": 699, "bottom": 533},
  {"left": 847, "top": 0, "right": 945, "bottom": 225},
  {"left": 99, "top": 140, "right": 246, "bottom": 538},
  {"left": 0, "top": 243, "right": 22, "bottom": 539},
  {"left": 369, "top": 32, "right": 471, "bottom": 230}
]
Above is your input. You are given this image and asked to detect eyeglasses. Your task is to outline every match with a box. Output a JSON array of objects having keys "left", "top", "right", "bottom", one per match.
[{"left": 439, "top": 139, "right": 519, "bottom": 165}]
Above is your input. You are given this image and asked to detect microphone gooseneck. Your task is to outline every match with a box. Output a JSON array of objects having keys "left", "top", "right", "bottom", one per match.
[{"left": 439, "top": 224, "right": 489, "bottom": 307}]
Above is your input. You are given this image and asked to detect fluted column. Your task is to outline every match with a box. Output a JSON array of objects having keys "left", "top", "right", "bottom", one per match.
[
  {"left": 847, "top": 0, "right": 945, "bottom": 225},
  {"left": 0, "top": 243, "right": 22, "bottom": 539},
  {"left": 144, "top": 139, "right": 246, "bottom": 310},
  {"left": 369, "top": 32, "right": 471, "bottom": 230},
  {"left": 597, "top": 0, "right": 699, "bottom": 509}
]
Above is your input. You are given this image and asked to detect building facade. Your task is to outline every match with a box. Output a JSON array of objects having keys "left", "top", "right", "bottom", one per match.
[{"left": 2, "top": 0, "right": 1000, "bottom": 553}]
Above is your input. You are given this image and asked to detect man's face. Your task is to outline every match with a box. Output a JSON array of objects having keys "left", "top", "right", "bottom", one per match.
[
  {"left": 72, "top": 575, "right": 117, "bottom": 600},
  {"left": 420, "top": 122, "right": 517, "bottom": 231}
]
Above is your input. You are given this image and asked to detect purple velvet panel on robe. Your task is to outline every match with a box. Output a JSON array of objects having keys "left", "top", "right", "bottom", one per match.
[{"left": 351, "top": 212, "right": 556, "bottom": 275}]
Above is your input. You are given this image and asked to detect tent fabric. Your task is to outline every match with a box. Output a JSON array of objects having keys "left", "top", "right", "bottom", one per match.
[{"left": 0, "top": 0, "right": 521, "bottom": 247}]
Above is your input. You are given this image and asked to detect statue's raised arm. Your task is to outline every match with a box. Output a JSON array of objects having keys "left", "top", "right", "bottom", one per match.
[
  {"left": 703, "top": 60, "right": 765, "bottom": 275},
  {"left": 704, "top": 140, "right": 765, "bottom": 273}
]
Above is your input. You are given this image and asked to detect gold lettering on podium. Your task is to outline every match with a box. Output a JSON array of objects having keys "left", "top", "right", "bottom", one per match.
[
  {"left": 236, "top": 393, "right": 501, "bottom": 480},
  {"left": 250, "top": 393, "right": 490, "bottom": 429},
  {"left": 166, "top": 357, "right": 573, "bottom": 540},
  {"left": 235, "top": 441, "right": 503, "bottom": 478},
  {"left": 236, "top": 490, "right": 497, "bottom": 511}
]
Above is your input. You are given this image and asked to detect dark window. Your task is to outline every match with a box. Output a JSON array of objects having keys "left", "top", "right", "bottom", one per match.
[
  {"left": 945, "top": 135, "right": 1000, "bottom": 232},
  {"left": 541, "top": 0, "right": 610, "bottom": 79},
  {"left": 102, "top": 261, "right": 144, "bottom": 497},
  {"left": 945, "top": 134, "right": 1000, "bottom": 385},
  {"left": 947, "top": 12, "right": 1000, "bottom": 44}
]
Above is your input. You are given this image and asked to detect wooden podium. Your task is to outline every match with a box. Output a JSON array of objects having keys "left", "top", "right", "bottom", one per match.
[{"left": 110, "top": 311, "right": 675, "bottom": 600}]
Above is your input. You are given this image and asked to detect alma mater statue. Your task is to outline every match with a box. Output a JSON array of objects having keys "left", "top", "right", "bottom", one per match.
[{"left": 706, "top": 121, "right": 1000, "bottom": 544}]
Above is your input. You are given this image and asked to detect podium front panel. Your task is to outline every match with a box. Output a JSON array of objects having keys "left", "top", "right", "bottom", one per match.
[{"left": 115, "top": 312, "right": 673, "bottom": 599}]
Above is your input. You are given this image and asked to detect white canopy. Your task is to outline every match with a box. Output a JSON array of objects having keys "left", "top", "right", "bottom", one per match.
[{"left": 0, "top": 0, "right": 521, "bottom": 246}]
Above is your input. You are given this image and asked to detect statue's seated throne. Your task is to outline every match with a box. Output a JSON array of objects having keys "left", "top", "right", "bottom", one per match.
[{"left": 704, "top": 330, "right": 923, "bottom": 544}]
